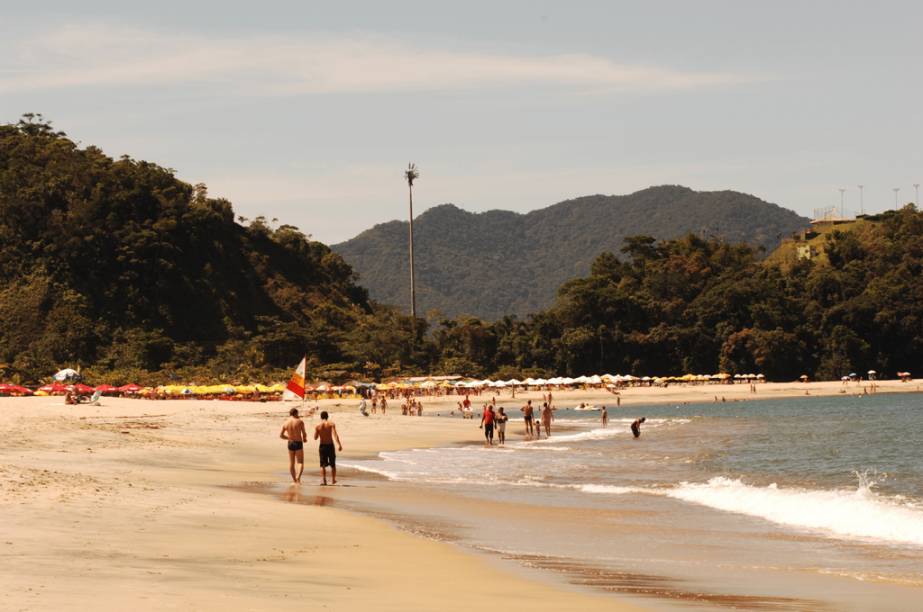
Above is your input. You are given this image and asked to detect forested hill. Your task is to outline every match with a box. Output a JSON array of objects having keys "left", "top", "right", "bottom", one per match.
[
  {"left": 333, "top": 186, "right": 809, "bottom": 319},
  {"left": 0, "top": 116, "right": 388, "bottom": 383}
]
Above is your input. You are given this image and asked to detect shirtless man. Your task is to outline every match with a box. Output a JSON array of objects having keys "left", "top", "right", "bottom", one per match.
[
  {"left": 541, "top": 402, "right": 554, "bottom": 437},
  {"left": 631, "top": 417, "right": 646, "bottom": 438},
  {"left": 279, "top": 407, "right": 308, "bottom": 484},
  {"left": 314, "top": 411, "right": 343, "bottom": 485},
  {"left": 522, "top": 400, "right": 535, "bottom": 439},
  {"left": 600, "top": 405, "right": 608, "bottom": 428}
]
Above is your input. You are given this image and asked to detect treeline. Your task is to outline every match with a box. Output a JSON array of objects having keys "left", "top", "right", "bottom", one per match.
[
  {"left": 416, "top": 208, "right": 923, "bottom": 381},
  {"left": 1, "top": 116, "right": 920, "bottom": 384}
]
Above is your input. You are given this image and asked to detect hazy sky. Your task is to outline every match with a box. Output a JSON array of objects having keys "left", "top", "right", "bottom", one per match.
[{"left": 2, "top": 1, "right": 921, "bottom": 243}]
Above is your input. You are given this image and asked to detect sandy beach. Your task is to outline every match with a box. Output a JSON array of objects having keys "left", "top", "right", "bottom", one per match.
[{"left": 1, "top": 381, "right": 920, "bottom": 611}]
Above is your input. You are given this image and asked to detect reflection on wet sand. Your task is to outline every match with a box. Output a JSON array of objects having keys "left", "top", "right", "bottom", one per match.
[{"left": 489, "top": 551, "right": 829, "bottom": 611}]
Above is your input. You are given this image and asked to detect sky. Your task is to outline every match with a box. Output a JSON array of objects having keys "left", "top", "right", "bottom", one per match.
[{"left": 2, "top": 1, "right": 922, "bottom": 243}]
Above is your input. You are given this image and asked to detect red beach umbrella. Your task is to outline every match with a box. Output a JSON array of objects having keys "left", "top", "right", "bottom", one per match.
[
  {"left": 118, "top": 383, "right": 142, "bottom": 393},
  {"left": 72, "top": 383, "right": 94, "bottom": 394},
  {"left": 38, "top": 383, "right": 69, "bottom": 395},
  {"left": 95, "top": 384, "right": 119, "bottom": 394}
]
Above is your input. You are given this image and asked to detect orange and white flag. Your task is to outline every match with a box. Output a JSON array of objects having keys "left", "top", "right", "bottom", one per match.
[{"left": 286, "top": 357, "right": 306, "bottom": 399}]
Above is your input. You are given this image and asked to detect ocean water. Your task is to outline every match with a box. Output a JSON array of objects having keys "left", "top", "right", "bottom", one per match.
[{"left": 343, "top": 394, "right": 923, "bottom": 607}]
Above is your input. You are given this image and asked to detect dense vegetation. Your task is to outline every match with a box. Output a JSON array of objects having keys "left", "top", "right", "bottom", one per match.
[
  {"left": 333, "top": 187, "right": 809, "bottom": 319},
  {"left": 2, "top": 116, "right": 919, "bottom": 384},
  {"left": 0, "top": 115, "right": 419, "bottom": 384}
]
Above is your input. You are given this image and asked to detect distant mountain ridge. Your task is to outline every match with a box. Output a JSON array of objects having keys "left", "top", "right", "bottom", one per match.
[{"left": 333, "top": 186, "right": 810, "bottom": 320}]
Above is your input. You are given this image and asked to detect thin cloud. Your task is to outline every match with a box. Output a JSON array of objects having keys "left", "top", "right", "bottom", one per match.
[{"left": 0, "top": 24, "right": 749, "bottom": 95}]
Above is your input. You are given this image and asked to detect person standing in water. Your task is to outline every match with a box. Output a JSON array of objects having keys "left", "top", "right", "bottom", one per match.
[
  {"left": 630, "top": 417, "right": 646, "bottom": 438},
  {"left": 522, "top": 400, "right": 535, "bottom": 439},
  {"left": 541, "top": 402, "right": 554, "bottom": 437},
  {"left": 314, "top": 411, "right": 343, "bottom": 485},
  {"left": 480, "top": 403, "right": 496, "bottom": 446},
  {"left": 600, "top": 405, "right": 608, "bottom": 428},
  {"left": 496, "top": 407, "right": 508, "bottom": 445},
  {"left": 279, "top": 407, "right": 308, "bottom": 484}
]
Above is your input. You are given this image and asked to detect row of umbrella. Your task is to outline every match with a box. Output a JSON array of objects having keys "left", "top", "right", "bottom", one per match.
[
  {"left": 0, "top": 382, "right": 289, "bottom": 397},
  {"left": 385, "top": 373, "right": 765, "bottom": 389}
]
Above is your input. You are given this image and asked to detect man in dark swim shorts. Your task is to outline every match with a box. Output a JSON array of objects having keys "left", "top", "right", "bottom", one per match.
[
  {"left": 314, "top": 411, "right": 343, "bottom": 485},
  {"left": 280, "top": 407, "right": 308, "bottom": 483},
  {"left": 522, "top": 400, "right": 534, "bottom": 439}
]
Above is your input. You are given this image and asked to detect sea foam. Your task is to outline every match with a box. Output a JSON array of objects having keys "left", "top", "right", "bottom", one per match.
[{"left": 663, "top": 476, "right": 923, "bottom": 548}]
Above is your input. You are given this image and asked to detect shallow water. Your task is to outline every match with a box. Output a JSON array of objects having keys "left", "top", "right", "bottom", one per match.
[{"left": 343, "top": 394, "right": 923, "bottom": 609}]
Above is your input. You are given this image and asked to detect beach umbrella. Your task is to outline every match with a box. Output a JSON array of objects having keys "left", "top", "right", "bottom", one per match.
[
  {"left": 0, "top": 383, "right": 32, "bottom": 395},
  {"left": 53, "top": 368, "right": 80, "bottom": 382},
  {"left": 94, "top": 384, "right": 119, "bottom": 394},
  {"left": 71, "top": 383, "right": 94, "bottom": 394},
  {"left": 841, "top": 376, "right": 850, "bottom": 381},
  {"left": 6, "top": 384, "right": 33, "bottom": 395},
  {"left": 118, "top": 383, "right": 142, "bottom": 393},
  {"left": 756, "top": 374, "right": 765, "bottom": 379},
  {"left": 799, "top": 375, "right": 808, "bottom": 381},
  {"left": 867, "top": 370, "right": 877, "bottom": 375}
]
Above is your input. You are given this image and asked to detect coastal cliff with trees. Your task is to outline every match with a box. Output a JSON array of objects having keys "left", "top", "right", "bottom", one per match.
[{"left": 1, "top": 116, "right": 920, "bottom": 384}]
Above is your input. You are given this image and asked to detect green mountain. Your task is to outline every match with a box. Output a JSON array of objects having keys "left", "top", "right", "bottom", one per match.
[
  {"left": 333, "top": 187, "right": 810, "bottom": 320},
  {"left": 0, "top": 115, "right": 414, "bottom": 384}
]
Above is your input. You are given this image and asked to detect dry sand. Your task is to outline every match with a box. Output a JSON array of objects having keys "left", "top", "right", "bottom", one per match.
[{"left": 1, "top": 380, "right": 919, "bottom": 610}]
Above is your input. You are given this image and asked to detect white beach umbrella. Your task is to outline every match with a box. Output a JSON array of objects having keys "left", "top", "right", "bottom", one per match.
[
  {"left": 588, "top": 375, "right": 603, "bottom": 384},
  {"left": 53, "top": 368, "right": 79, "bottom": 381}
]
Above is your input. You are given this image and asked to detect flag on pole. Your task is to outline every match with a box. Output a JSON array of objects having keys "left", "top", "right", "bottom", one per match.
[{"left": 285, "top": 357, "right": 306, "bottom": 399}]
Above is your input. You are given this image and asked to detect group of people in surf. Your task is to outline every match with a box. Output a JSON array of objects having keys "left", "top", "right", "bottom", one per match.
[
  {"left": 479, "top": 397, "right": 555, "bottom": 446},
  {"left": 479, "top": 398, "right": 646, "bottom": 447}
]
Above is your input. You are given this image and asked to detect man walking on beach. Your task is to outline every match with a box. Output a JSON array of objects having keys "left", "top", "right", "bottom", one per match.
[
  {"left": 280, "top": 407, "right": 308, "bottom": 484},
  {"left": 314, "top": 411, "right": 343, "bottom": 485}
]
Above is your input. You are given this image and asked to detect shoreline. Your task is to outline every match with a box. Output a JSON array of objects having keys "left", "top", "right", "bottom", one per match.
[{"left": 3, "top": 385, "right": 922, "bottom": 610}]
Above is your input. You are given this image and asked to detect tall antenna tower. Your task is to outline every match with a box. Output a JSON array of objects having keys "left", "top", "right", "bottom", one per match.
[
  {"left": 838, "top": 188, "right": 846, "bottom": 218},
  {"left": 915, "top": 183, "right": 920, "bottom": 206},
  {"left": 894, "top": 187, "right": 901, "bottom": 208},
  {"left": 858, "top": 184, "right": 864, "bottom": 215}
]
